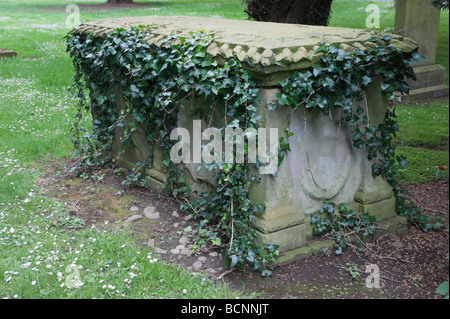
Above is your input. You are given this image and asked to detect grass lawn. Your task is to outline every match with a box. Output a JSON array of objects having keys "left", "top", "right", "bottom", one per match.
[
  {"left": 0, "top": 0, "right": 448, "bottom": 299},
  {"left": 328, "top": 0, "right": 449, "bottom": 84},
  {"left": 0, "top": 0, "right": 251, "bottom": 300},
  {"left": 394, "top": 100, "right": 449, "bottom": 183}
]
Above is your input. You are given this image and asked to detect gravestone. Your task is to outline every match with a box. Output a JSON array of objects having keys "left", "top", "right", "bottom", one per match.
[
  {"left": 73, "top": 16, "right": 414, "bottom": 263},
  {"left": 0, "top": 48, "right": 17, "bottom": 58},
  {"left": 395, "top": 0, "right": 449, "bottom": 99}
]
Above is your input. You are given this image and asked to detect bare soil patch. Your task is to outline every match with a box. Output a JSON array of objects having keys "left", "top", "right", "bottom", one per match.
[
  {"left": 36, "top": 160, "right": 227, "bottom": 279},
  {"left": 227, "top": 180, "right": 449, "bottom": 299},
  {"left": 36, "top": 160, "right": 449, "bottom": 299}
]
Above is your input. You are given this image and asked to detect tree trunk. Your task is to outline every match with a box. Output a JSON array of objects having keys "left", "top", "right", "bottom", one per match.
[
  {"left": 106, "top": 0, "right": 134, "bottom": 4},
  {"left": 245, "top": 0, "right": 333, "bottom": 26}
]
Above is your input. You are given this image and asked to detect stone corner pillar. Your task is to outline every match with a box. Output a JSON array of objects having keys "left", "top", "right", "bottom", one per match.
[{"left": 394, "top": 0, "right": 449, "bottom": 99}]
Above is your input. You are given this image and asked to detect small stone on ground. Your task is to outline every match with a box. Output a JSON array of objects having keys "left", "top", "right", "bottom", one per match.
[
  {"left": 391, "top": 241, "right": 404, "bottom": 249},
  {"left": 143, "top": 206, "right": 160, "bottom": 219},
  {"left": 154, "top": 248, "right": 167, "bottom": 254},
  {"left": 180, "top": 248, "right": 193, "bottom": 256},
  {"left": 130, "top": 206, "right": 139, "bottom": 212},
  {"left": 192, "top": 261, "right": 203, "bottom": 272},
  {"left": 124, "top": 214, "right": 143, "bottom": 223},
  {"left": 179, "top": 236, "right": 190, "bottom": 244}
]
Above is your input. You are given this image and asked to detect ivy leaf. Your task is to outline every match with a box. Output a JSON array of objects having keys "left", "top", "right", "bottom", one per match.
[
  {"left": 435, "top": 281, "right": 449, "bottom": 297},
  {"left": 362, "top": 75, "right": 372, "bottom": 86},
  {"left": 261, "top": 270, "right": 272, "bottom": 277},
  {"left": 380, "top": 82, "right": 392, "bottom": 92},
  {"left": 275, "top": 92, "right": 288, "bottom": 105},
  {"left": 372, "top": 163, "right": 383, "bottom": 176},
  {"left": 230, "top": 255, "right": 239, "bottom": 268},
  {"left": 382, "top": 34, "right": 393, "bottom": 42},
  {"left": 313, "top": 67, "right": 321, "bottom": 78},
  {"left": 396, "top": 155, "right": 407, "bottom": 168},
  {"left": 322, "top": 202, "right": 336, "bottom": 214},
  {"left": 310, "top": 214, "right": 321, "bottom": 224},
  {"left": 412, "top": 52, "right": 424, "bottom": 62},
  {"left": 268, "top": 101, "right": 277, "bottom": 111}
]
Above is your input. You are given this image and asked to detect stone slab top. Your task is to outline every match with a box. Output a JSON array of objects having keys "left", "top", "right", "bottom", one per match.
[{"left": 73, "top": 16, "right": 418, "bottom": 86}]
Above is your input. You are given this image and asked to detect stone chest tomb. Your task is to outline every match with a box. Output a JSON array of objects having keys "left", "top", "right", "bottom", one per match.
[{"left": 72, "top": 16, "right": 417, "bottom": 263}]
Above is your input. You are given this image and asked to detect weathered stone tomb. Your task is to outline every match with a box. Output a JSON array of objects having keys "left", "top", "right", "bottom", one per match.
[{"left": 73, "top": 16, "right": 417, "bottom": 263}]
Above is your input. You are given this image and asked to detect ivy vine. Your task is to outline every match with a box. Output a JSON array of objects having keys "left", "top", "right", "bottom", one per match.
[
  {"left": 67, "top": 25, "right": 445, "bottom": 272},
  {"left": 311, "top": 202, "right": 377, "bottom": 255},
  {"left": 66, "top": 26, "right": 277, "bottom": 275},
  {"left": 272, "top": 35, "right": 446, "bottom": 243}
]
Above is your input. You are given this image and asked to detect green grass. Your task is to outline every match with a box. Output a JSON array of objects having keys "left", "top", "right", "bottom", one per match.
[
  {"left": 0, "top": 0, "right": 250, "bottom": 300},
  {"left": 329, "top": 0, "right": 396, "bottom": 29},
  {"left": 394, "top": 100, "right": 449, "bottom": 150},
  {"left": 328, "top": 0, "right": 449, "bottom": 84},
  {"left": 394, "top": 100, "right": 449, "bottom": 184},
  {"left": 0, "top": 196, "right": 243, "bottom": 299},
  {"left": 0, "top": 0, "right": 449, "bottom": 299},
  {"left": 396, "top": 146, "right": 449, "bottom": 183}
]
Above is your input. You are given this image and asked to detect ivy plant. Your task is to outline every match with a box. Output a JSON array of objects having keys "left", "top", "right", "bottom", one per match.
[
  {"left": 66, "top": 26, "right": 277, "bottom": 275},
  {"left": 67, "top": 25, "right": 445, "bottom": 271},
  {"left": 311, "top": 203, "right": 377, "bottom": 255},
  {"left": 272, "top": 35, "right": 445, "bottom": 242}
]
